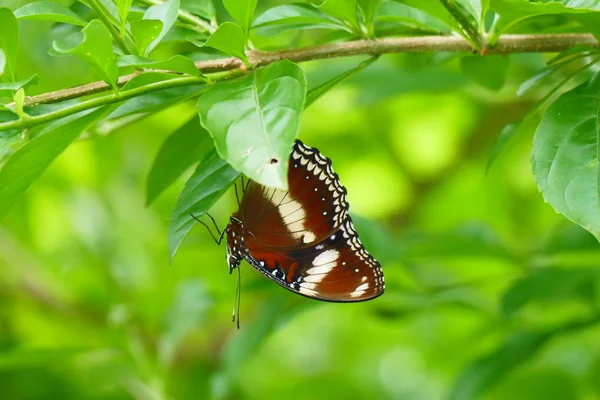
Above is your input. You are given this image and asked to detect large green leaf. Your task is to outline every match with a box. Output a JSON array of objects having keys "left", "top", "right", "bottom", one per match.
[
  {"left": 146, "top": 117, "right": 212, "bottom": 205},
  {"left": 0, "top": 8, "right": 18, "bottom": 82},
  {"left": 189, "top": 22, "right": 249, "bottom": 66},
  {"left": 223, "top": 0, "right": 257, "bottom": 37},
  {"left": 168, "top": 148, "right": 240, "bottom": 262},
  {"left": 0, "top": 107, "right": 107, "bottom": 221},
  {"left": 532, "top": 76, "right": 600, "bottom": 241},
  {"left": 252, "top": 4, "right": 346, "bottom": 35},
  {"left": 14, "top": 1, "right": 87, "bottom": 26},
  {"left": 117, "top": 55, "right": 200, "bottom": 76},
  {"left": 142, "top": 0, "right": 180, "bottom": 55},
  {"left": 196, "top": 60, "right": 306, "bottom": 190},
  {"left": 130, "top": 19, "right": 163, "bottom": 57},
  {"left": 501, "top": 268, "right": 600, "bottom": 316},
  {"left": 52, "top": 19, "right": 119, "bottom": 90}
]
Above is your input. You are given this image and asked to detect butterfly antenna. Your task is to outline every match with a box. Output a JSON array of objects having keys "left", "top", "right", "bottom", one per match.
[
  {"left": 232, "top": 266, "right": 241, "bottom": 329},
  {"left": 190, "top": 213, "right": 223, "bottom": 245}
]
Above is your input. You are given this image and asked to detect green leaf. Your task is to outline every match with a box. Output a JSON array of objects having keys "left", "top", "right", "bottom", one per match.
[
  {"left": 189, "top": 22, "right": 249, "bottom": 66},
  {"left": 223, "top": 0, "right": 257, "bottom": 37},
  {"left": 117, "top": 55, "right": 200, "bottom": 76},
  {"left": 146, "top": 117, "right": 212, "bottom": 205},
  {"left": 142, "top": 0, "right": 180, "bottom": 56},
  {"left": 399, "top": 0, "right": 461, "bottom": 32},
  {"left": 516, "top": 65, "right": 560, "bottom": 97},
  {"left": 13, "top": 2, "right": 87, "bottom": 26},
  {"left": 116, "top": 0, "right": 133, "bottom": 36},
  {"left": 501, "top": 268, "right": 599, "bottom": 316},
  {"left": 357, "top": 0, "right": 381, "bottom": 28},
  {"left": 460, "top": 55, "right": 510, "bottom": 90},
  {"left": 0, "top": 8, "right": 18, "bottom": 82},
  {"left": 130, "top": 19, "right": 163, "bottom": 57},
  {"left": 375, "top": 1, "right": 450, "bottom": 33},
  {"left": 305, "top": 57, "right": 376, "bottom": 108},
  {"left": 52, "top": 20, "right": 119, "bottom": 90},
  {"left": 318, "top": 0, "right": 360, "bottom": 31},
  {"left": 485, "top": 123, "right": 518, "bottom": 174},
  {"left": 252, "top": 4, "right": 346, "bottom": 35},
  {"left": 532, "top": 76, "right": 600, "bottom": 241},
  {"left": 196, "top": 60, "right": 306, "bottom": 190},
  {"left": 0, "top": 49, "right": 5, "bottom": 77},
  {"left": 0, "top": 74, "right": 38, "bottom": 97},
  {"left": 489, "top": 0, "right": 600, "bottom": 41},
  {"left": 181, "top": 0, "right": 216, "bottom": 22},
  {"left": 168, "top": 148, "right": 240, "bottom": 262},
  {"left": 449, "top": 331, "right": 553, "bottom": 400},
  {"left": 0, "top": 107, "right": 107, "bottom": 222}
]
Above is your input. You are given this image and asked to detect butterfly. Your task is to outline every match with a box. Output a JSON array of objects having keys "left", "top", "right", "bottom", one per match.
[{"left": 196, "top": 140, "right": 384, "bottom": 308}]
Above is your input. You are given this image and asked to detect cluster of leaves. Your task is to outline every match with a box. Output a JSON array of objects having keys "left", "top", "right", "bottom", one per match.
[{"left": 1, "top": 1, "right": 600, "bottom": 397}]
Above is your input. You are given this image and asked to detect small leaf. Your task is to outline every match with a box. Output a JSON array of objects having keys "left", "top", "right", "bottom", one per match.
[
  {"left": 0, "top": 74, "right": 38, "bottom": 97},
  {"left": 398, "top": 0, "right": 461, "bottom": 32},
  {"left": 449, "top": 330, "right": 553, "bottom": 400},
  {"left": 181, "top": 0, "right": 216, "bottom": 22},
  {"left": 117, "top": 55, "right": 200, "bottom": 76},
  {"left": 501, "top": 268, "right": 599, "bottom": 316},
  {"left": 168, "top": 148, "right": 240, "bottom": 262},
  {"left": 0, "top": 8, "right": 18, "bottom": 82},
  {"left": 146, "top": 117, "right": 212, "bottom": 205},
  {"left": 375, "top": 1, "right": 450, "bottom": 33},
  {"left": 357, "top": 0, "right": 381, "bottom": 28},
  {"left": 189, "top": 22, "right": 249, "bottom": 66},
  {"left": 130, "top": 19, "right": 163, "bottom": 57},
  {"left": 252, "top": 4, "right": 346, "bottom": 35},
  {"left": 460, "top": 55, "right": 510, "bottom": 90},
  {"left": 52, "top": 19, "right": 119, "bottom": 90},
  {"left": 142, "top": 0, "right": 180, "bottom": 55},
  {"left": 223, "top": 0, "right": 257, "bottom": 37},
  {"left": 318, "top": 0, "right": 360, "bottom": 31},
  {"left": 13, "top": 2, "right": 87, "bottom": 26},
  {"left": 517, "top": 65, "right": 560, "bottom": 97},
  {"left": 0, "top": 107, "right": 107, "bottom": 221},
  {"left": 305, "top": 57, "right": 376, "bottom": 107},
  {"left": 532, "top": 76, "right": 600, "bottom": 241},
  {"left": 116, "top": 0, "right": 133, "bottom": 36},
  {"left": 547, "top": 45, "right": 597, "bottom": 66},
  {"left": 196, "top": 60, "right": 307, "bottom": 190}
]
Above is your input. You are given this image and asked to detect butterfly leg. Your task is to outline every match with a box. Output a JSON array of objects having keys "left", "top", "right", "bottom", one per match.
[{"left": 190, "top": 213, "right": 225, "bottom": 245}]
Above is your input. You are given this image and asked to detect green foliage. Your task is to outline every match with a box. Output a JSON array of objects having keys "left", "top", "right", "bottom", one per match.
[{"left": 1, "top": 0, "right": 600, "bottom": 398}]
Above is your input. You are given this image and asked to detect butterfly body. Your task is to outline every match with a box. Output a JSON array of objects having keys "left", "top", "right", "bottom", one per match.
[{"left": 224, "top": 140, "right": 385, "bottom": 302}]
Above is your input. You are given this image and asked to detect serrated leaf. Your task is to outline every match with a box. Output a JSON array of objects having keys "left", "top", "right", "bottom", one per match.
[
  {"left": 146, "top": 117, "right": 212, "bottom": 205},
  {"left": 375, "top": 1, "right": 450, "bottom": 33},
  {"left": 0, "top": 107, "right": 107, "bottom": 221},
  {"left": 196, "top": 60, "right": 306, "bottom": 190},
  {"left": 181, "top": 0, "right": 216, "bottom": 22},
  {"left": 168, "top": 148, "right": 240, "bottom": 262},
  {"left": 0, "top": 8, "right": 18, "bottom": 82},
  {"left": 501, "top": 268, "right": 599, "bottom": 316},
  {"left": 189, "top": 22, "right": 249, "bottom": 66},
  {"left": 131, "top": 19, "right": 163, "bottom": 57},
  {"left": 305, "top": 57, "right": 376, "bottom": 107},
  {"left": 52, "top": 19, "right": 119, "bottom": 90},
  {"left": 0, "top": 74, "right": 38, "bottom": 97},
  {"left": 142, "top": 0, "right": 180, "bottom": 55},
  {"left": 117, "top": 55, "right": 200, "bottom": 76},
  {"left": 223, "top": 0, "right": 257, "bottom": 37},
  {"left": 252, "top": 4, "right": 346, "bottom": 35},
  {"left": 460, "top": 55, "right": 510, "bottom": 90},
  {"left": 14, "top": 1, "right": 87, "bottom": 26},
  {"left": 532, "top": 76, "right": 600, "bottom": 241}
]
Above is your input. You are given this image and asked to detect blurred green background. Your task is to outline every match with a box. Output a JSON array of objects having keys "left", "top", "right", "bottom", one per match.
[{"left": 2, "top": 1, "right": 600, "bottom": 399}]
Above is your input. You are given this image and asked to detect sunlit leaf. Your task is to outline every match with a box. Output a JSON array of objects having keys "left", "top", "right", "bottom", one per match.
[
  {"left": 223, "top": 0, "right": 257, "bottom": 37},
  {"left": 130, "top": 19, "right": 163, "bottom": 57},
  {"left": 142, "top": 0, "right": 180, "bottom": 55},
  {"left": 14, "top": 1, "right": 87, "bottom": 26},
  {"left": 252, "top": 4, "right": 345, "bottom": 35},
  {"left": 52, "top": 19, "right": 119, "bottom": 90},
  {"left": 117, "top": 55, "right": 200, "bottom": 76},
  {"left": 460, "top": 55, "right": 510, "bottom": 90},
  {"left": 532, "top": 75, "right": 600, "bottom": 241},
  {"left": 146, "top": 117, "right": 212, "bottom": 205},
  {"left": 168, "top": 148, "right": 240, "bottom": 262},
  {"left": 0, "top": 8, "right": 18, "bottom": 82},
  {"left": 0, "top": 74, "right": 38, "bottom": 97},
  {"left": 0, "top": 107, "right": 108, "bottom": 221},
  {"left": 189, "top": 22, "right": 249, "bottom": 66},
  {"left": 196, "top": 60, "right": 306, "bottom": 190}
]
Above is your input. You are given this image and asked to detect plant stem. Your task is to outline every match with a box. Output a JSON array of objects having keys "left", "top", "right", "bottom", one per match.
[
  {"left": 0, "top": 33, "right": 597, "bottom": 132},
  {"left": 136, "top": 0, "right": 216, "bottom": 34}
]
